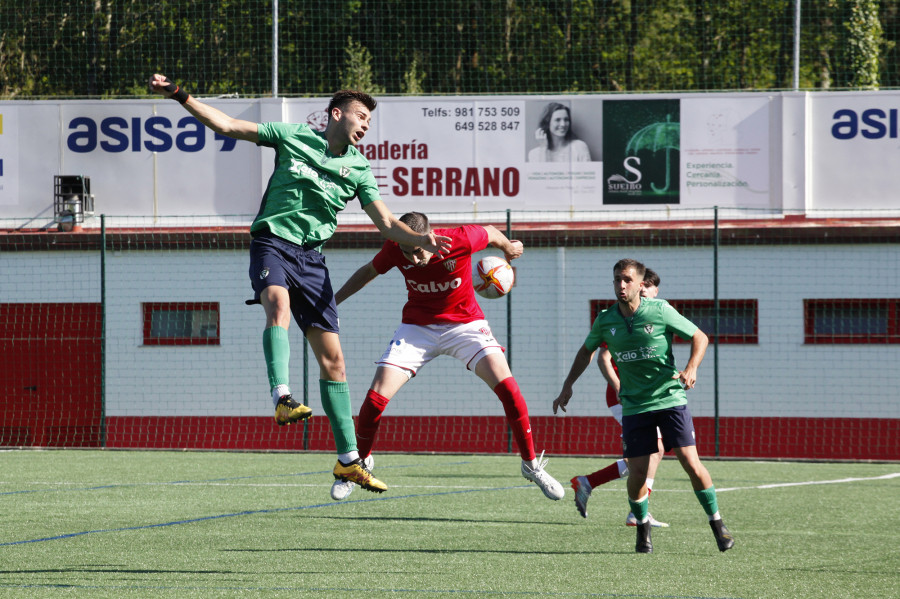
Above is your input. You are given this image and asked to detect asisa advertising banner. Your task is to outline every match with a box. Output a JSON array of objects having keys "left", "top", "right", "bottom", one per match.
[{"left": 810, "top": 92, "right": 900, "bottom": 211}]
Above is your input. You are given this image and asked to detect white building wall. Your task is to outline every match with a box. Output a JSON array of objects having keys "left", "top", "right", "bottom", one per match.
[{"left": 4, "top": 242, "right": 898, "bottom": 419}]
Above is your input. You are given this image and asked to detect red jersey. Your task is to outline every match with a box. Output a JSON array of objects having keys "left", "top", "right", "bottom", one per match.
[{"left": 372, "top": 225, "right": 489, "bottom": 325}]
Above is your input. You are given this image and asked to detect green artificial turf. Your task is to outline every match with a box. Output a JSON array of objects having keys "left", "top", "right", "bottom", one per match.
[{"left": 0, "top": 451, "right": 897, "bottom": 598}]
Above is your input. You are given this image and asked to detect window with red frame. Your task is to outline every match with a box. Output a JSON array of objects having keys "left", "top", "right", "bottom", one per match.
[
  {"left": 142, "top": 302, "right": 220, "bottom": 346},
  {"left": 589, "top": 299, "right": 758, "bottom": 344},
  {"left": 804, "top": 299, "right": 900, "bottom": 344}
]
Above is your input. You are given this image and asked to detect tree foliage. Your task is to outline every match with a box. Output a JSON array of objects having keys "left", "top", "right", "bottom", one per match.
[
  {"left": 836, "top": 0, "right": 884, "bottom": 88},
  {"left": 0, "top": 0, "right": 897, "bottom": 98}
]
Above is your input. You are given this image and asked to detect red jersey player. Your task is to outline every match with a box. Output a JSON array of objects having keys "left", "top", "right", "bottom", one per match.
[{"left": 330, "top": 211, "right": 564, "bottom": 502}]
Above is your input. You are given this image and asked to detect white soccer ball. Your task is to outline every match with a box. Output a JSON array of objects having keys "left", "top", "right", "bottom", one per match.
[{"left": 473, "top": 255, "right": 515, "bottom": 299}]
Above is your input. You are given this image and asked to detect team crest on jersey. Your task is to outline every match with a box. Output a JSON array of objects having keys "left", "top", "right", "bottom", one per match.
[
  {"left": 340, "top": 166, "right": 350, "bottom": 177},
  {"left": 444, "top": 259, "right": 457, "bottom": 272},
  {"left": 644, "top": 323, "right": 654, "bottom": 334},
  {"left": 610, "top": 327, "right": 617, "bottom": 336},
  {"left": 259, "top": 267, "right": 270, "bottom": 280}
]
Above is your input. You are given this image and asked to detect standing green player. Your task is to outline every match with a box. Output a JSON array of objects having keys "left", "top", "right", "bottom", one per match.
[
  {"left": 553, "top": 258, "right": 734, "bottom": 553},
  {"left": 149, "top": 74, "right": 451, "bottom": 495}
]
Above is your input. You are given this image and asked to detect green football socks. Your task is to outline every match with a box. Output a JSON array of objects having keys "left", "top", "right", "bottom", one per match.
[
  {"left": 262, "top": 326, "right": 291, "bottom": 389},
  {"left": 628, "top": 494, "right": 650, "bottom": 522},
  {"left": 320, "top": 379, "right": 357, "bottom": 454},
  {"left": 695, "top": 486, "right": 720, "bottom": 517}
]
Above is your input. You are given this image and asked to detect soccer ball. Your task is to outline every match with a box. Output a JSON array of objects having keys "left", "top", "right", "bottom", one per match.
[{"left": 473, "top": 256, "right": 515, "bottom": 299}]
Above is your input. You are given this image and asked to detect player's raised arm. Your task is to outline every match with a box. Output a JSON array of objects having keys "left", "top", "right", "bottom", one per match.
[
  {"left": 552, "top": 344, "right": 596, "bottom": 414},
  {"left": 335, "top": 262, "right": 380, "bottom": 305},
  {"left": 484, "top": 225, "right": 523, "bottom": 262},
  {"left": 148, "top": 74, "right": 258, "bottom": 143},
  {"left": 363, "top": 201, "right": 451, "bottom": 255}
]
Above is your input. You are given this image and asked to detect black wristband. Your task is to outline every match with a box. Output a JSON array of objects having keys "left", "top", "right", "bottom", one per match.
[{"left": 162, "top": 78, "right": 190, "bottom": 104}]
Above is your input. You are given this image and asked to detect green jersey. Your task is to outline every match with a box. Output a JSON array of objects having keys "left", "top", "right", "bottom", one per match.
[
  {"left": 251, "top": 122, "right": 381, "bottom": 247},
  {"left": 585, "top": 297, "right": 699, "bottom": 416}
]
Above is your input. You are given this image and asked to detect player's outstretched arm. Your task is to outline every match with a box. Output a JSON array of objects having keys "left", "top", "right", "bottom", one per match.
[
  {"left": 148, "top": 74, "right": 258, "bottom": 142},
  {"left": 335, "top": 262, "right": 379, "bottom": 305},
  {"left": 363, "top": 201, "right": 451, "bottom": 255},
  {"left": 553, "top": 344, "right": 595, "bottom": 414},
  {"left": 484, "top": 225, "right": 523, "bottom": 262}
]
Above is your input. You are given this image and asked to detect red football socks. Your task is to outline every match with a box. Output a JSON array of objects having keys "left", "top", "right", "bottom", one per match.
[
  {"left": 493, "top": 377, "right": 535, "bottom": 462},
  {"left": 356, "top": 389, "right": 390, "bottom": 458},
  {"left": 586, "top": 461, "right": 621, "bottom": 489}
]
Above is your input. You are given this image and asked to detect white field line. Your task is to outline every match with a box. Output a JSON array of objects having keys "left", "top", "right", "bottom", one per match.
[
  {"left": 3, "top": 472, "right": 898, "bottom": 492},
  {"left": 715, "top": 471, "right": 900, "bottom": 492}
]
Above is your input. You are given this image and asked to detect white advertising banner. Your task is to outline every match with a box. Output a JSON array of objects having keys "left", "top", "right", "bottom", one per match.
[
  {"left": 680, "top": 96, "right": 773, "bottom": 208},
  {"left": 810, "top": 92, "right": 900, "bottom": 211},
  {"left": 0, "top": 99, "right": 262, "bottom": 223},
  {"left": 285, "top": 96, "right": 606, "bottom": 216},
  {"left": 288, "top": 95, "right": 773, "bottom": 216},
  {"left": 0, "top": 105, "right": 20, "bottom": 206},
  {"left": 4, "top": 91, "right": 898, "bottom": 226}
]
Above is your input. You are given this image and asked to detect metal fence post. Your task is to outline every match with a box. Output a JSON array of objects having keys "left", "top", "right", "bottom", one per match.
[
  {"left": 506, "top": 209, "right": 513, "bottom": 454},
  {"left": 713, "top": 207, "right": 720, "bottom": 457},
  {"left": 272, "top": 0, "right": 279, "bottom": 97},
  {"left": 100, "top": 214, "right": 107, "bottom": 448},
  {"left": 303, "top": 337, "right": 309, "bottom": 450},
  {"left": 793, "top": 0, "right": 802, "bottom": 90}
]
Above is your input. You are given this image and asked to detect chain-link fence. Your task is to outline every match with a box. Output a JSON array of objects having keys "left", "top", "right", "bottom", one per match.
[
  {"left": 1, "top": 1, "right": 896, "bottom": 98},
  {"left": 2, "top": 210, "right": 898, "bottom": 459}
]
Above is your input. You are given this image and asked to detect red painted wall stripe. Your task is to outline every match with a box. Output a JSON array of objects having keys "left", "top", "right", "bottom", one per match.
[{"left": 102, "top": 416, "right": 900, "bottom": 460}]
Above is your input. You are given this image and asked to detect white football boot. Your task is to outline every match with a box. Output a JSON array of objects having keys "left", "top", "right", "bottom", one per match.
[{"left": 521, "top": 451, "right": 565, "bottom": 500}]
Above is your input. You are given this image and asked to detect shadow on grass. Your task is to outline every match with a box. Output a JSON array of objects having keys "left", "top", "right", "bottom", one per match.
[
  {"left": 300, "top": 514, "right": 578, "bottom": 526},
  {"left": 0, "top": 567, "right": 238, "bottom": 575}
]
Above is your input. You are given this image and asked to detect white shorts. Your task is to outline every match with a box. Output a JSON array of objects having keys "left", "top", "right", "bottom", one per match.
[{"left": 376, "top": 320, "right": 504, "bottom": 376}]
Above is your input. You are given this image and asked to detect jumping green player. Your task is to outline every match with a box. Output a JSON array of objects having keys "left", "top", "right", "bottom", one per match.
[{"left": 149, "top": 74, "right": 451, "bottom": 495}]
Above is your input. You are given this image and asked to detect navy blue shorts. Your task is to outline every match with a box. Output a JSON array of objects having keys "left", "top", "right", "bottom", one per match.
[
  {"left": 622, "top": 404, "right": 696, "bottom": 458},
  {"left": 248, "top": 233, "right": 339, "bottom": 335}
]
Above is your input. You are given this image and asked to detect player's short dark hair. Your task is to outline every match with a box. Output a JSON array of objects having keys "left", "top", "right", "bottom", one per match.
[
  {"left": 327, "top": 90, "right": 377, "bottom": 119},
  {"left": 613, "top": 258, "right": 646, "bottom": 278},
  {"left": 643, "top": 268, "right": 660, "bottom": 287},
  {"left": 399, "top": 212, "right": 430, "bottom": 234}
]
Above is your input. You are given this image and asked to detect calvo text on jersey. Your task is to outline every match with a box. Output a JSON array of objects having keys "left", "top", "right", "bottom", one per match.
[{"left": 406, "top": 278, "right": 462, "bottom": 293}]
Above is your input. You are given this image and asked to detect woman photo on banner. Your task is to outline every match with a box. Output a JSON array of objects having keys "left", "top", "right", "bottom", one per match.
[{"left": 527, "top": 102, "right": 592, "bottom": 163}]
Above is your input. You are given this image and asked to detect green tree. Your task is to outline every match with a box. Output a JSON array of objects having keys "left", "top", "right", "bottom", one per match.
[
  {"left": 401, "top": 52, "right": 427, "bottom": 95},
  {"left": 340, "top": 37, "right": 386, "bottom": 93},
  {"left": 4, "top": 0, "right": 900, "bottom": 97},
  {"left": 835, "top": 0, "right": 884, "bottom": 88}
]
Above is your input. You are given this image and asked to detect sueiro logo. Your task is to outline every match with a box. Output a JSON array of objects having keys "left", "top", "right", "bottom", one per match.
[
  {"left": 67, "top": 116, "right": 237, "bottom": 153},
  {"left": 831, "top": 108, "right": 900, "bottom": 140},
  {"left": 606, "top": 156, "right": 643, "bottom": 193}
]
